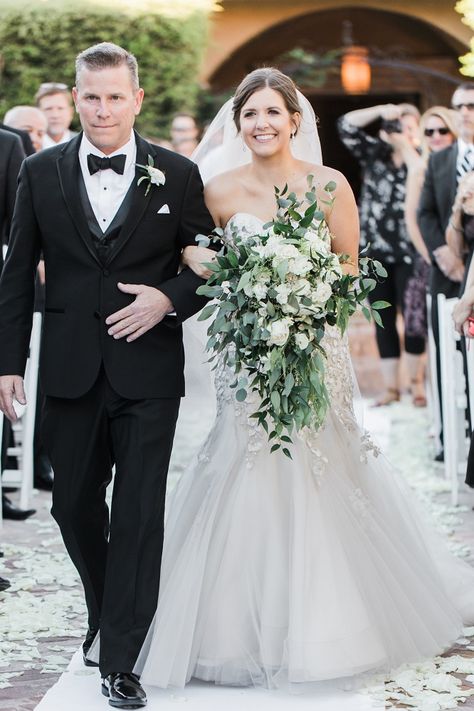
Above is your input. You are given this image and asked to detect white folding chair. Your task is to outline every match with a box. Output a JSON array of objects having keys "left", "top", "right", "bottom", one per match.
[
  {"left": 0, "top": 312, "right": 42, "bottom": 523},
  {"left": 426, "top": 294, "right": 442, "bottom": 453},
  {"left": 437, "top": 294, "right": 469, "bottom": 505}
]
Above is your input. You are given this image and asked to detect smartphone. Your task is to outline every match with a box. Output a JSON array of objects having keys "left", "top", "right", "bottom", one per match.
[{"left": 381, "top": 119, "right": 402, "bottom": 134}]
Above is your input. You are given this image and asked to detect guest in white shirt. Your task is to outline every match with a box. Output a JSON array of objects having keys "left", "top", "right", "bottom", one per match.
[{"left": 35, "top": 82, "right": 77, "bottom": 148}]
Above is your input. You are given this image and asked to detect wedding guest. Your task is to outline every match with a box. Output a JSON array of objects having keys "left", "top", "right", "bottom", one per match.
[
  {"left": 0, "top": 129, "right": 35, "bottom": 520},
  {"left": 445, "top": 170, "right": 474, "bottom": 290},
  {"left": 402, "top": 107, "right": 458, "bottom": 407},
  {"left": 453, "top": 256, "right": 474, "bottom": 487},
  {"left": 4, "top": 106, "right": 48, "bottom": 154},
  {"left": 338, "top": 103, "right": 424, "bottom": 406},
  {"left": 170, "top": 112, "right": 199, "bottom": 157},
  {"left": 35, "top": 82, "right": 77, "bottom": 148},
  {"left": 0, "top": 123, "right": 34, "bottom": 156},
  {"left": 4, "top": 105, "right": 52, "bottom": 489},
  {"left": 418, "top": 83, "right": 474, "bottom": 461}
]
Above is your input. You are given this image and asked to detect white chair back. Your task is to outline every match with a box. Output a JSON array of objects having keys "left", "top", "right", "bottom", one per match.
[{"left": 437, "top": 294, "right": 468, "bottom": 506}]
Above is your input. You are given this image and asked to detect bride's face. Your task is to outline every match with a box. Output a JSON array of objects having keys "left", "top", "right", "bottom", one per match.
[{"left": 239, "top": 87, "right": 298, "bottom": 157}]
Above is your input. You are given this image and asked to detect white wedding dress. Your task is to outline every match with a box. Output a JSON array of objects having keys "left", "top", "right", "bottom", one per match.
[{"left": 134, "top": 213, "right": 474, "bottom": 690}]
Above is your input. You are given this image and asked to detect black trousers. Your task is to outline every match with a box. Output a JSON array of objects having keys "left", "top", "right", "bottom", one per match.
[
  {"left": 42, "top": 367, "right": 180, "bottom": 676},
  {"left": 368, "top": 260, "right": 426, "bottom": 358}
]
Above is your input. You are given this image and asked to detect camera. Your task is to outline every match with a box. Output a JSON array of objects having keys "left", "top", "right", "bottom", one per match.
[{"left": 381, "top": 119, "right": 402, "bottom": 134}]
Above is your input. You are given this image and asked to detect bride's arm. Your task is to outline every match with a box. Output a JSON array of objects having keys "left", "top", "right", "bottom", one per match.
[
  {"left": 182, "top": 177, "right": 223, "bottom": 279},
  {"left": 326, "top": 171, "right": 360, "bottom": 275}
]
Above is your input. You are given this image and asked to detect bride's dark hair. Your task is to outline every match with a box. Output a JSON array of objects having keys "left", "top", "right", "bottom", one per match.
[{"left": 232, "top": 68, "right": 302, "bottom": 133}]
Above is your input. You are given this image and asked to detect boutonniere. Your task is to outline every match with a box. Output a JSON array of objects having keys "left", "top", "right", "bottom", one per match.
[{"left": 136, "top": 155, "right": 166, "bottom": 196}]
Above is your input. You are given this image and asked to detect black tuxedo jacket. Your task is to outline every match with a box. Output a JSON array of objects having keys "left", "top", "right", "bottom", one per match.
[
  {"left": 0, "top": 123, "right": 35, "bottom": 157},
  {"left": 0, "top": 129, "right": 25, "bottom": 270},
  {"left": 417, "top": 143, "right": 458, "bottom": 258},
  {"left": 0, "top": 132, "right": 215, "bottom": 399}
]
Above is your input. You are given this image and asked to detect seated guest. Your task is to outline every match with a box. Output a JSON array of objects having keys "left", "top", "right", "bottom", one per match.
[
  {"left": 4, "top": 105, "right": 47, "bottom": 154},
  {"left": 35, "top": 82, "right": 76, "bottom": 147}
]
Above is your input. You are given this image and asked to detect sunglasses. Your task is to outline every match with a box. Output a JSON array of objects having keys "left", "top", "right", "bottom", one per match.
[
  {"left": 453, "top": 102, "right": 474, "bottom": 111},
  {"left": 424, "top": 127, "right": 451, "bottom": 137}
]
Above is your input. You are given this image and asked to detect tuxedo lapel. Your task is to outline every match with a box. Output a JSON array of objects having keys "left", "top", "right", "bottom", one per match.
[
  {"left": 104, "top": 132, "right": 157, "bottom": 266},
  {"left": 56, "top": 134, "right": 102, "bottom": 267}
]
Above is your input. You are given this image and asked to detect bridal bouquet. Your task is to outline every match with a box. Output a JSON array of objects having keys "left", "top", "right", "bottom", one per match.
[{"left": 196, "top": 179, "right": 387, "bottom": 456}]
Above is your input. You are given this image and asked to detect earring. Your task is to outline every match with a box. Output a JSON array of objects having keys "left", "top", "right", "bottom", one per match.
[{"left": 290, "top": 132, "right": 294, "bottom": 140}]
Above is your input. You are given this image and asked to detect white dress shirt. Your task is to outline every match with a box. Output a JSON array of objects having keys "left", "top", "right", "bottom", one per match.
[
  {"left": 43, "top": 129, "right": 76, "bottom": 149},
  {"left": 78, "top": 132, "right": 136, "bottom": 233}
]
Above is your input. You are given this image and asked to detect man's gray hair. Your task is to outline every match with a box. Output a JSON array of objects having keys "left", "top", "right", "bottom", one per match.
[{"left": 75, "top": 42, "right": 139, "bottom": 90}]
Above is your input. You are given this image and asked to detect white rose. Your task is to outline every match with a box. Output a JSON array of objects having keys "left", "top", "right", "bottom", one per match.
[
  {"left": 294, "top": 279, "right": 311, "bottom": 296},
  {"left": 288, "top": 256, "right": 312, "bottom": 276},
  {"left": 295, "top": 332, "right": 310, "bottom": 350},
  {"left": 275, "top": 284, "right": 290, "bottom": 304},
  {"left": 244, "top": 281, "right": 254, "bottom": 298},
  {"left": 268, "top": 318, "right": 291, "bottom": 346},
  {"left": 147, "top": 166, "right": 166, "bottom": 186},
  {"left": 253, "top": 283, "right": 268, "bottom": 300},
  {"left": 272, "top": 244, "right": 300, "bottom": 266},
  {"left": 305, "top": 230, "right": 330, "bottom": 254},
  {"left": 312, "top": 282, "right": 332, "bottom": 305},
  {"left": 221, "top": 281, "right": 231, "bottom": 294}
]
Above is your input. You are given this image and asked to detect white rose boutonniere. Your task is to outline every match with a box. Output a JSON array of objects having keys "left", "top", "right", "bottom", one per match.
[{"left": 136, "top": 154, "right": 166, "bottom": 196}]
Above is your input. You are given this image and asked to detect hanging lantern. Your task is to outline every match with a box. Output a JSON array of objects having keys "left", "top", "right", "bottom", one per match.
[{"left": 341, "top": 45, "right": 371, "bottom": 94}]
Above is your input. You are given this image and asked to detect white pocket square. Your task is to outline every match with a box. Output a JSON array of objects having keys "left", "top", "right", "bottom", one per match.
[{"left": 157, "top": 204, "right": 170, "bottom": 214}]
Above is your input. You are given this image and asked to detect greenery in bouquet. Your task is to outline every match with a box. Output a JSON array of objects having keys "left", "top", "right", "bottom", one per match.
[{"left": 196, "top": 178, "right": 388, "bottom": 456}]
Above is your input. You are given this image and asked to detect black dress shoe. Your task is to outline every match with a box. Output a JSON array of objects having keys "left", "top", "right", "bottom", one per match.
[
  {"left": 434, "top": 449, "right": 444, "bottom": 463},
  {"left": 0, "top": 576, "right": 11, "bottom": 592},
  {"left": 102, "top": 673, "right": 147, "bottom": 709},
  {"left": 82, "top": 626, "right": 99, "bottom": 667},
  {"left": 2, "top": 495, "right": 36, "bottom": 520}
]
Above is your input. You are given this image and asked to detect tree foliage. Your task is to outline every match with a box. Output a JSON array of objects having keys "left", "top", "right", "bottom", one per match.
[{"left": 0, "top": 3, "right": 210, "bottom": 137}]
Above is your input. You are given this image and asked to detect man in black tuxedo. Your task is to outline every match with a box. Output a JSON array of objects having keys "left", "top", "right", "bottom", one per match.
[
  {"left": 0, "top": 123, "right": 35, "bottom": 157},
  {"left": 417, "top": 82, "right": 474, "bottom": 461},
  {"left": 0, "top": 128, "right": 25, "bottom": 269},
  {"left": 0, "top": 43, "right": 214, "bottom": 709}
]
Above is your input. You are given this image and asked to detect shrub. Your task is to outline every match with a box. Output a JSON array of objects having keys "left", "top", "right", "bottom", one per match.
[{"left": 0, "top": 1, "right": 210, "bottom": 137}]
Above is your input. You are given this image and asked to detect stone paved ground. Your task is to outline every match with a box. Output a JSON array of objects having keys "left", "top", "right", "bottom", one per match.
[{"left": 1, "top": 321, "right": 474, "bottom": 711}]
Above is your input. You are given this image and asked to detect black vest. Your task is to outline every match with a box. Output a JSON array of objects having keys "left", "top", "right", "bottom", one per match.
[{"left": 78, "top": 172, "right": 134, "bottom": 265}]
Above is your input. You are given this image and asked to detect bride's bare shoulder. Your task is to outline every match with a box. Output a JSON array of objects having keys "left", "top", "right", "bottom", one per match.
[
  {"left": 204, "top": 166, "right": 248, "bottom": 199},
  {"left": 303, "top": 162, "right": 350, "bottom": 190}
]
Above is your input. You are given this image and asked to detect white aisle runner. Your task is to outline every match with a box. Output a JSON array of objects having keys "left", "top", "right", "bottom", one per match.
[
  {"left": 31, "top": 399, "right": 411, "bottom": 711},
  {"left": 35, "top": 650, "right": 382, "bottom": 711}
]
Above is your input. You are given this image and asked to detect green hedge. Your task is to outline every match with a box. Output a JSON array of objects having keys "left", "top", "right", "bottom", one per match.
[{"left": 0, "top": 3, "right": 210, "bottom": 138}]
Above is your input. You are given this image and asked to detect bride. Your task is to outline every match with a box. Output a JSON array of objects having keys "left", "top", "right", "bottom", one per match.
[{"left": 133, "top": 68, "right": 474, "bottom": 689}]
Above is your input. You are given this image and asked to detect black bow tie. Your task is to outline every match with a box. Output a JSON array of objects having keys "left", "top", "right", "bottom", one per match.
[{"left": 87, "top": 153, "right": 126, "bottom": 175}]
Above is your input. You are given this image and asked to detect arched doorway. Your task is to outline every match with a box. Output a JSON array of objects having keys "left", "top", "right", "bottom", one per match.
[{"left": 206, "top": 6, "right": 466, "bottom": 191}]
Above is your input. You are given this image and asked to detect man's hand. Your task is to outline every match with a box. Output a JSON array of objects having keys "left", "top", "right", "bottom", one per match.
[
  {"left": 105, "top": 283, "right": 174, "bottom": 342},
  {"left": 0, "top": 375, "right": 26, "bottom": 422}
]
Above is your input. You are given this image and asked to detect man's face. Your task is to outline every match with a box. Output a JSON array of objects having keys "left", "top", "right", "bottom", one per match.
[
  {"left": 171, "top": 116, "right": 198, "bottom": 145},
  {"left": 452, "top": 88, "right": 474, "bottom": 141},
  {"left": 10, "top": 109, "right": 47, "bottom": 152},
  {"left": 38, "top": 92, "right": 74, "bottom": 138},
  {"left": 72, "top": 65, "right": 144, "bottom": 154}
]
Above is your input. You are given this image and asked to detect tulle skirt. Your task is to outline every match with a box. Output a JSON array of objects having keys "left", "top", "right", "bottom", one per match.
[{"left": 133, "top": 396, "right": 474, "bottom": 689}]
